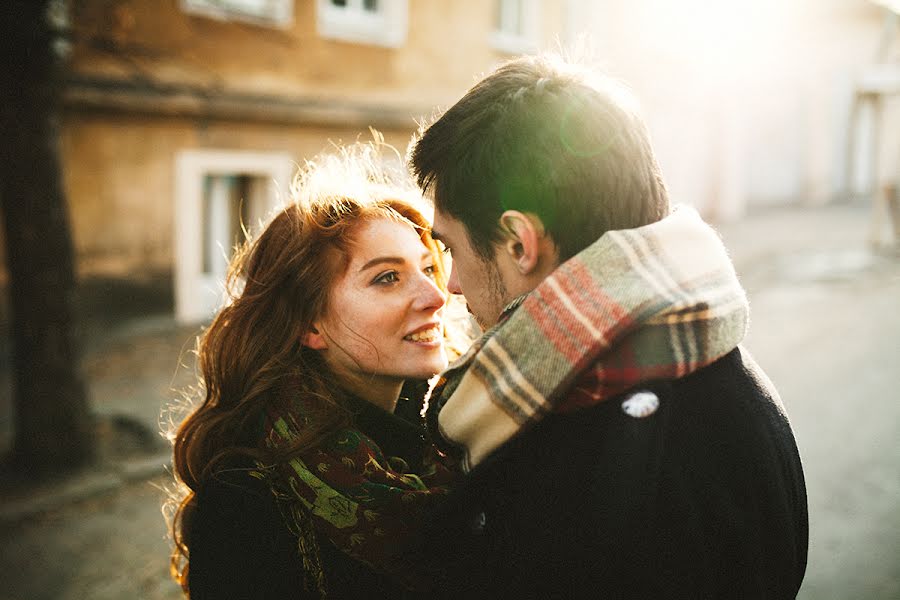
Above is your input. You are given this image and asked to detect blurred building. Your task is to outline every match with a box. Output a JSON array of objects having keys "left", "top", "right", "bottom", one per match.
[
  {"left": 1, "top": 1, "right": 894, "bottom": 324},
  {"left": 569, "top": 0, "right": 899, "bottom": 223},
  {"left": 48, "top": 0, "right": 566, "bottom": 322}
]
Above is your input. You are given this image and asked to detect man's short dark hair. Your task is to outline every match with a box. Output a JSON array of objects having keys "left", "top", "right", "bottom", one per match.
[{"left": 409, "top": 54, "right": 669, "bottom": 262}]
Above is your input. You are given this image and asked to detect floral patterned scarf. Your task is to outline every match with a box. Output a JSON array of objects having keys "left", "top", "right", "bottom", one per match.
[{"left": 253, "top": 389, "right": 456, "bottom": 595}]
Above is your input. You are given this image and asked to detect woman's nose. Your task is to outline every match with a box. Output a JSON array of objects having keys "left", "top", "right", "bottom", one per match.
[{"left": 415, "top": 274, "right": 447, "bottom": 312}]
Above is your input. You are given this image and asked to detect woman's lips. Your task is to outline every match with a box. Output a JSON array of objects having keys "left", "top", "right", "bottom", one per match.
[{"left": 403, "top": 325, "right": 441, "bottom": 343}]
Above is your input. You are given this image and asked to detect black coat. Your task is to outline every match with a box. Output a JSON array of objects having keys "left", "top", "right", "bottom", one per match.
[{"left": 418, "top": 347, "right": 808, "bottom": 599}]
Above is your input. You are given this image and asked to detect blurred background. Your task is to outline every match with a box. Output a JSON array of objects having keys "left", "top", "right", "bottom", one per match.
[{"left": 0, "top": 0, "right": 897, "bottom": 598}]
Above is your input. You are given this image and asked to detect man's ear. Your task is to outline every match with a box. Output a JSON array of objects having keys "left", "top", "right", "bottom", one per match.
[
  {"left": 301, "top": 325, "right": 328, "bottom": 350},
  {"left": 498, "top": 210, "right": 544, "bottom": 276}
]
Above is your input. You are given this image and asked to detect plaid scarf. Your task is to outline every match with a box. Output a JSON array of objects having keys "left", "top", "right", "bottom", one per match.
[
  {"left": 254, "top": 392, "right": 456, "bottom": 595},
  {"left": 431, "top": 206, "right": 750, "bottom": 472}
]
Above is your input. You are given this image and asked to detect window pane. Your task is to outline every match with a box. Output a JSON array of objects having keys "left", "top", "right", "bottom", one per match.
[
  {"left": 497, "top": 0, "right": 523, "bottom": 35},
  {"left": 182, "top": 0, "right": 292, "bottom": 27},
  {"left": 222, "top": 0, "right": 271, "bottom": 13},
  {"left": 202, "top": 174, "right": 255, "bottom": 276},
  {"left": 509, "top": 0, "right": 522, "bottom": 35}
]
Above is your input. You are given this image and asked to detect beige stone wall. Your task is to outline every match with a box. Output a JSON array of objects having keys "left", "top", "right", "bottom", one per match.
[
  {"left": 69, "top": 1, "right": 565, "bottom": 109},
  {"left": 60, "top": 112, "right": 413, "bottom": 278},
  {"left": 43, "top": 0, "right": 566, "bottom": 281}
]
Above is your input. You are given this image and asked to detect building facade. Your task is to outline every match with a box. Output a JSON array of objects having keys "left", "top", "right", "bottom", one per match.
[
  {"left": 51, "top": 0, "right": 566, "bottom": 321},
  {"left": 569, "top": 0, "right": 897, "bottom": 221},
  {"left": 3, "top": 0, "right": 893, "bottom": 321}
]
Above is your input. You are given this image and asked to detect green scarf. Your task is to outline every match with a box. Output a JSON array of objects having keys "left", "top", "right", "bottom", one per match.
[
  {"left": 431, "top": 206, "right": 750, "bottom": 472},
  {"left": 254, "top": 390, "right": 456, "bottom": 595}
]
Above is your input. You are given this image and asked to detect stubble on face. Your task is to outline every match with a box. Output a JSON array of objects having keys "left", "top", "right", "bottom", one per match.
[
  {"left": 432, "top": 208, "right": 513, "bottom": 331},
  {"left": 475, "top": 255, "right": 509, "bottom": 331}
]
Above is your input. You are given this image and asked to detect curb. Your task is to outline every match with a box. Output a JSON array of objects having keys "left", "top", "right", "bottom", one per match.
[{"left": 0, "top": 450, "right": 172, "bottom": 526}]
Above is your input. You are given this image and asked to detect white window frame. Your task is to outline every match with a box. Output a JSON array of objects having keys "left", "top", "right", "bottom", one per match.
[
  {"left": 180, "top": 0, "right": 294, "bottom": 29},
  {"left": 491, "top": 0, "right": 540, "bottom": 55},
  {"left": 174, "top": 149, "right": 294, "bottom": 323},
  {"left": 317, "top": 0, "right": 408, "bottom": 48}
]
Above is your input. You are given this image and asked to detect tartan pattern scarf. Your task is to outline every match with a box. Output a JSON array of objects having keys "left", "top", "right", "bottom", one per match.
[
  {"left": 431, "top": 206, "right": 750, "bottom": 472},
  {"left": 254, "top": 395, "right": 456, "bottom": 594}
]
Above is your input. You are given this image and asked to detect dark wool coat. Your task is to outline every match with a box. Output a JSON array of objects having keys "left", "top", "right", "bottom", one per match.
[
  {"left": 186, "top": 394, "right": 430, "bottom": 600},
  {"left": 418, "top": 347, "right": 808, "bottom": 599}
]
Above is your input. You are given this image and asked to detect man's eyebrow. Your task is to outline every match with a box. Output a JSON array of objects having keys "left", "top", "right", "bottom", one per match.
[{"left": 429, "top": 229, "right": 443, "bottom": 242}]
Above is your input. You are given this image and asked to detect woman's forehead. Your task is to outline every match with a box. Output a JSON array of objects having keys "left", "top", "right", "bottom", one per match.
[{"left": 348, "top": 218, "right": 426, "bottom": 261}]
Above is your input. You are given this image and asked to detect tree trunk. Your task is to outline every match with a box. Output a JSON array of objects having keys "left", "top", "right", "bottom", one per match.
[{"left": 0, "top": 0, "right": 93, "bottom": 472}]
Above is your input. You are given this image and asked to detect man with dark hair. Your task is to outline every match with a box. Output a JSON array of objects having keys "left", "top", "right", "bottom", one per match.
[{"left": 410, "top": 54, "right": 808, "bottom": 599}]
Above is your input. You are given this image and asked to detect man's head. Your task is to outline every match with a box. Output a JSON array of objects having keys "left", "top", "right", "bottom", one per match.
[{"left": 410, "top": 54, "right": 669, "bottom": 328}]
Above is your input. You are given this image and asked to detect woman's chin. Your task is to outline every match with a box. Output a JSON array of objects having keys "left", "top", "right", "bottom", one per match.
[{"left": 403, "top": 360, "right": 448, "bottom": 381}]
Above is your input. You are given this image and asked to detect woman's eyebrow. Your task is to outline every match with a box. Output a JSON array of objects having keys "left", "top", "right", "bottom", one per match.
[
  {"left": 359, "top": 256, "right": 404, "bottom": 272},
  {"left": 359, "top": 250, "right": 433, "bottom": 272}
]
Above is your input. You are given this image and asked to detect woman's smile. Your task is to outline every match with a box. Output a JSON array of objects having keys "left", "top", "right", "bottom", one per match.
[{"left": 403, "top": 323, "right": 442, "bottom": 344}]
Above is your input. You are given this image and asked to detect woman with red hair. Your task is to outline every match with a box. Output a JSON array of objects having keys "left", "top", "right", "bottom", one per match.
[{"left": 166, "top": 141, "right": 459, "bottom": 598}]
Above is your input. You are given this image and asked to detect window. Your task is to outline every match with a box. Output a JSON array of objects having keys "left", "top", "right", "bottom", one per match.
[
  {"left": 200, "top": 175, "right": 258, "bottom": 276},
  {"left": 174, "top": 150, "right": 293, "bottom": 323},
  {"left": 491, "top": 0, "right": 539, "bottom": 55},
  {"left": 181, "top": 0, "right": 294, "bottom": 29},
  {"left": 317, "top": 0, "right": 407, "bottom": 48}
]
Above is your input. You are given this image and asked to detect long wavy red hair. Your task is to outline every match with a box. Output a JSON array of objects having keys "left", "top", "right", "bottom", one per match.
[{"left": 165, "top": 143, "right": 447, "bottom": 593}]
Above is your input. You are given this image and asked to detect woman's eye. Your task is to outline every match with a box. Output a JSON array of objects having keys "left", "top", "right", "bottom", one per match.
[
  {"left": 424, "top": 264, "right": 437, "bottom": 278},
  {"left": 374, "top": 271, "right": 400, "bottom": 285}
]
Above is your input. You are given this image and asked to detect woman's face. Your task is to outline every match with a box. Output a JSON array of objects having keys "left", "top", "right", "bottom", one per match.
[{"left": 310, "top": 217, "right": 448, "bottom": 396}]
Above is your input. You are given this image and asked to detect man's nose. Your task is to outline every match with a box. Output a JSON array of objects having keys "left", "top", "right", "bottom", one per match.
[{"left": 447, "top": 259, "right": 463, "bottom": 295}]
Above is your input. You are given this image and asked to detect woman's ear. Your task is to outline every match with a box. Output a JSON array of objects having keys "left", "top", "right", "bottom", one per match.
[
  {"left": 498, "top": 210, "right": 543, "bottom": 275},
  {"left": 301, "top": 325, "right": 328, "bottom": 350}
]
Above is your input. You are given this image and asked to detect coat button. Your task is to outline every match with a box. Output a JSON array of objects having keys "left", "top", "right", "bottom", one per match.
[
  {"left": 469, "top": 510, "right": 487, "bottom": 535},
  {"left": 621, "top": 390, "right": 660, "bottom": 418}
]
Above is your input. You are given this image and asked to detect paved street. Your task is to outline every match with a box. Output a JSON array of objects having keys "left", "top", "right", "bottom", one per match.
[
  {"left": 0, "top": 201, "right": 897, "bottom": 599},
  {"left": 719, "top": 204, "right": 900, "bottom": 600},
  {"left": 1, "top": 474, "right": 182, "bottom": 600}
]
